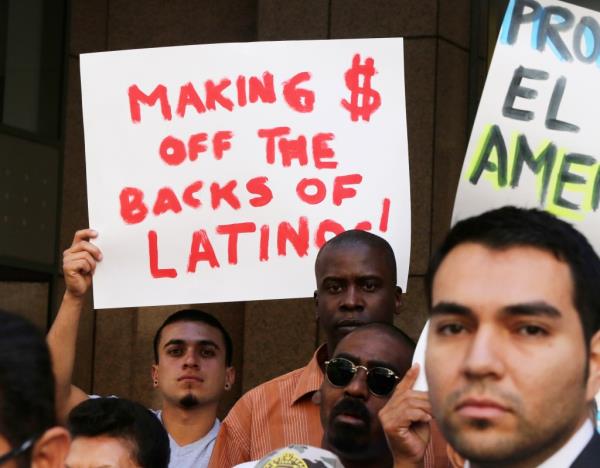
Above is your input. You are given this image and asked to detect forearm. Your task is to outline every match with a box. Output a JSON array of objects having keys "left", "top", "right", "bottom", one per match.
[{"left": 47, "top": 291, "right": 88, "bottom": 421}]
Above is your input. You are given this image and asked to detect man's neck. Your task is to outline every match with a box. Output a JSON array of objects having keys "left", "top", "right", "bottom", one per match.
[{"left": 161, "top": 401, "right": 218, "bottom": 446}]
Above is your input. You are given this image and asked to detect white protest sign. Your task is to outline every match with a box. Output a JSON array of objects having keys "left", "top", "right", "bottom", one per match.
[
  {"left": 80, "top": 38, "right": 411, "bottom": 309},
  {"left": 453, "top": 0, "right": 600, "bottom": 251},
  {"left": 412, "top": 321, "right": 429, "bottom": 392}
]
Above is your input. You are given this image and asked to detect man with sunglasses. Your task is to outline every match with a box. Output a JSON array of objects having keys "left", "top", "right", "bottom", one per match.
[
  {"left": 211, "top": 230, "right": 448, "bottom": 467},
  {"left": 321, "top": 322, "right": 430, "bottom": 468},
  {"left": 0, "top": 309, "right": 70, "bottom": 468}
]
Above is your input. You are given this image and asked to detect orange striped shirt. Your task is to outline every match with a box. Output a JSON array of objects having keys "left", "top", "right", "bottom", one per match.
[{"left": 209, "top": 346, "right": 449, "bottom": 467}]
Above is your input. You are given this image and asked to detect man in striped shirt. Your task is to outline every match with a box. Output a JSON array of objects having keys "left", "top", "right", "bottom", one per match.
[{"left": 209, "top": 230, "right": 448, "bottom": 467}]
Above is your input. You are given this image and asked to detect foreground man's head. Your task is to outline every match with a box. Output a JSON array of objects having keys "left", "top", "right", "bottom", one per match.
[
  {"left": 425, "top": 206, "right": 600, "bottom": 467},
  {"left": 0, "top": 309, "right": 70, "bottom": 468},
  {"left": 66, "top": 397, "right": 170, "bottom": 468}
]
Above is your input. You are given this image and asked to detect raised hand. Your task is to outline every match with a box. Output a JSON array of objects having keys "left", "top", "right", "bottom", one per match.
[
  {"left": 379, "top": 364, "right": 432, "bottom": 467},
  {"left": 63, "top": 228, "right": 102, "bottom": 298}
]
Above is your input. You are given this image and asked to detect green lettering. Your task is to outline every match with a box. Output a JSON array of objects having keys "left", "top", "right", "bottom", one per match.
[
  {"left": 510, "top": 134, "right": 555, "bottom": 205},
  {"left": 548, "top": 152, "right": 596, "bottom": 220},
  {"left": 468, "top": 124, "right": 508, "bottom": 188}
]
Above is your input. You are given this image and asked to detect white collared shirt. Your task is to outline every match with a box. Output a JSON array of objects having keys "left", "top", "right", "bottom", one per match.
[{"left": 465, "top": 420, "right": 594, "bottom": 468}]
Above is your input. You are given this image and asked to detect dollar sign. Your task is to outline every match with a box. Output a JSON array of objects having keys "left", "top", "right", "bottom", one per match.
[{"left": 341, "top": 54, "right": 381, "bottom": 122}]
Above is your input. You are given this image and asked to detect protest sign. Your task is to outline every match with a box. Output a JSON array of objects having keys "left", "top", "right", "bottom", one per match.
[
  {"left": 80, "top": 38, "right": 410, "bottom": 309},
  {"left": 453, "top": 0, "right": 600, "bottom": 253}
]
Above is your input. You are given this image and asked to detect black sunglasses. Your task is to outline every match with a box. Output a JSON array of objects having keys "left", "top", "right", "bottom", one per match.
[
  {"left": 324, "top": 357, "right": 401, "bottom": 397},
  {"left": 0, "top": 436, "right": 36, "bottom": 465}
]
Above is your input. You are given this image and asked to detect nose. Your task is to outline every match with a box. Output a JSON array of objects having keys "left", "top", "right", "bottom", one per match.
[
  {"left": 462, "top": 326, "right": 504, "bottom": 380},
  {"left": 344, "top": 367, "right": 369, "bottom": 400},
  {"left": 340, "top": 284, "right": 364, "bottom": 312},
  {"left": 183, "top": 347, "right": 199, "bottom": 368}
]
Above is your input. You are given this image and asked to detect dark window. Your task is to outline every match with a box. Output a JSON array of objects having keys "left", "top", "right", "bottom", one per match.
[{"left": 0, "top": 0, "right": 66, "bottom": 141}]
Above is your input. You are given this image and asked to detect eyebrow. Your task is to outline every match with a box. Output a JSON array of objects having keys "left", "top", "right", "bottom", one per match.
[
  {"left": 431, "top": 301, "right": 562, "bottom": 319},
  {"left": 163, "top": 339, "right": 220, "bottom": 349},
  {"left": 430, "top": 302, "right": 472, "bottom": 317},
  {"left": 321, "top": 276, "right": 346, "bottom": 283},
  {"left": 321, "top": 274, "right": 383, "bottom": 283},
  {"left": 502, "top": 302, "right": 562, "bottom": 319}
]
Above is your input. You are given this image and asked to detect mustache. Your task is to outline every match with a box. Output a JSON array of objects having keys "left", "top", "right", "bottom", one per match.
[
  {"left": 330, "top": 397, "right": 371, "bottom": 425},
  {"left": 447, "top": 383, "right": 521, "bottom": 411}
]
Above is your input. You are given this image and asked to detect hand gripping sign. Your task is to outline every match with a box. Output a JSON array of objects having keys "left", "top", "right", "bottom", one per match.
[
  {"left": 80, "top": 38, "right": 411, "bottom": 308},
  {"left": 453, "top": 0, "right": 600, "bottom": 253}
]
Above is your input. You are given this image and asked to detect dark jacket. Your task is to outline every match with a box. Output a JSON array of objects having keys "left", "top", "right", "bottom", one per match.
[{"left": 571, "top": 431, "right": 600, "bottom": 468}]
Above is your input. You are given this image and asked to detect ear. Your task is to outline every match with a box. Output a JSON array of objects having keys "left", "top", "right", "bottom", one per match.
[
  {"left": 31, "top": 427, "right": 70, "bottom": 468},
  {"left": 313, "top": 290, "right": 319, "bottom": 320},
  {"left": 586, "top": 330, "right": 600, "bottom": 400},
  {"left": 393, "top": 286, "right": 403, "bottom": 315},
  {"left": 225, "top": 366, "right": 236, "bottom": 389},
  {"left": 151, "top": 364, "right": 159, "bottom": 387}
]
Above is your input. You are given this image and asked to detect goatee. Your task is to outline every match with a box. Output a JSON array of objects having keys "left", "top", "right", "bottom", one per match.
[{"left": 179, "top": 394, "right": 199, "bottom": 408}]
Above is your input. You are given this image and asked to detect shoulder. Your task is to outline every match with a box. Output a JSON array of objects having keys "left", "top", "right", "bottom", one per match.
[
  {"left": 571, "top": 431, "right": 600, "bottom": 468},
  {"left": 242, "top": 365, "right": 307, "bottom": 400},
  {"left": 224, "top": 365, "right": 308, "bottom": 421}
]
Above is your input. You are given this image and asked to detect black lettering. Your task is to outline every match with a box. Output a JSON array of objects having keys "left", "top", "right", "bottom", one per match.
[
  {"left": 592, "top": 165, "right": 600, "bottom": 211},
  {"left": 553, "top": 153, "right": 596, "bottom": 210},
  {"left": 537, "top": 6, "right": 574, "bottom": 61},
  {"left": 469, "top": 125, "right": 508, "bottom": 187},
  {"left": 507, "top": 0, "right": 542, "bottom": 45},
  {"left": 545, "top": 76, "right": 580, "bottom": 133},
  {"left": 573, "top": 17, "right": 600, "bottom": 63},
  {"left": 510, "top": 134, "right": 556, "bottom": 204},
  {"left": 503, "top": 66, "right": 549, "bottom": 121}
]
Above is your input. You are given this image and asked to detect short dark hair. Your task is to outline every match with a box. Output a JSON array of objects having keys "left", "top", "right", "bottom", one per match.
[
  {"left": 426, "top": 206, "right": 600, "bottom": 344},
  {"left": 152, "top": 309, "right": 233, "bottom": 366},
  {"left": 0, "top": 309, "right": 56, "bottom": 468},
  {"left": 68, "top": 398, "right": 170, "bottom": 468},
  {"left": 316, "top": 230, "right": 398, "bottom": 285}
]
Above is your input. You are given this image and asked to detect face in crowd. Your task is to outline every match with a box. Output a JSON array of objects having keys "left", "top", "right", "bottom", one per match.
[
  {"left": 67, "top": 436, "right": 140, "bottom": 468},
  {"left": 314, "top": 230, "right": 402, "bottom": 352},
  {"left": 320, "top": 324, "right": 414, "bottom": 465},
  {"left": 151, "top": 310, "right": 235, "bottom": 410},
  {"left": 65, "top": 397, "right": 170, "bottom": 468},
  {"left": 425, "top": 207, "right": 600, "bottom": 467}
]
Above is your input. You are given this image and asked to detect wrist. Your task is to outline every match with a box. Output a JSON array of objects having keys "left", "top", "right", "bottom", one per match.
[{"left": 63, "top": 289, "right": 86, "bottom": 304}]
